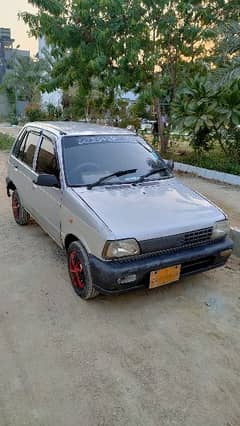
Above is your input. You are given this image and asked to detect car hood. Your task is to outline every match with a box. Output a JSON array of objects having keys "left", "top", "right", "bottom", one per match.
[{"left": 72, "top": 178, "right": 225, "bottom": 240}]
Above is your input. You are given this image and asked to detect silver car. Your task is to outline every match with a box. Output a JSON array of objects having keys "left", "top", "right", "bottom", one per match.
[{"left": 6, "top": 121, "right": 233, "bottom": 299}]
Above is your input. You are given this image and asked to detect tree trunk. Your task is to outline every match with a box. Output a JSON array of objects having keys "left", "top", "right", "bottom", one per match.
[{"left": 154, "top": 97, "right": 168, "bottom": 154}]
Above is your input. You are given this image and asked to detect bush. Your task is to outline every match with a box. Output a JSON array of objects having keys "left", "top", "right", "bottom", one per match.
[
  {"left": 118, "top": 117, "right": 141, "bottom": 130},
  {"left": 8, "top": 114, "right": 18, "bottom": 125},
  {"left": 25, "top": 104, "right": 45, "bottom": 122},
  {"left": 172, "top": 76, "right": 240, "bottom": 159},
  {"left": 46, "top": 103, "right": 63, "bottom": 120},
  {"left": 165, "top": 148, "right": 240, "bottom": 176},
  {"left": 0, "top": 132, "right": 15, "bottom": 151}
]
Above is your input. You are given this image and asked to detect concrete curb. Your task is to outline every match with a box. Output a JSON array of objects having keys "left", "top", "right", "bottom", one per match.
[
  {"left": 173, "top": 161, "right": 240, "bottom": 186},
  {"left": 0, "top": 125, "right": 21, "bottom": 139},
  {"left": 230, "top": 227, "right": 240, "bottom": 257}
]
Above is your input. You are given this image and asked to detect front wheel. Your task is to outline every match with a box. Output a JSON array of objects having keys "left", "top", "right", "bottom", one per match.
[
  {"left": 67, "top": 241, "right": 99, "bottom": 300},
  {"left": 12, "top": 190, "right": 30, "bottom": 225}
]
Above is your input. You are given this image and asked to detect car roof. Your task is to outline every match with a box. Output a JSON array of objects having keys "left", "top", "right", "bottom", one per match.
[{"left": 26, "top": 121, "right": 136, "bottom": 137}]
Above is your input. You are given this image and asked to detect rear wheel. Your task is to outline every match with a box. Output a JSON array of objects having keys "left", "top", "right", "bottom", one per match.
[
  {"left": 67, "top": 241, "right": 99, "bottom": 300},
  {"left": 11, "top": 190, "right": 30, "bottom": 225}
]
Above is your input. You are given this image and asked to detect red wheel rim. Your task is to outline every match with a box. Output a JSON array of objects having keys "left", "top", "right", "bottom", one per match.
[
  {"left": 12, "top": 194, "right": 20, "bottom": 221},
  {"left": 69, "top": 251, "right": 85, "bottom": 289}
]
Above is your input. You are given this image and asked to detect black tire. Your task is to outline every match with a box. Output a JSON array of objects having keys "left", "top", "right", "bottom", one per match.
[
  {"left": 11, "top": 190, "right": 30, "bottom": 225},
  {"left": 67, "top": 241, "right": 99, "bottom": 300}
]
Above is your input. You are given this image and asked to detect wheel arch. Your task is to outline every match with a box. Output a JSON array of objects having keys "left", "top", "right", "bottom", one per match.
[
  {"left": 64, "top": 234, "right": 79, "bottom": 251},
  {"left": 6, "top": 178, "right": 16, "bottom": 197}
]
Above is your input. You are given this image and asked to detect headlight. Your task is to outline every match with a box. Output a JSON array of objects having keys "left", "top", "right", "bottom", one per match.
[
  {"left": 103, "top": 239, "right": 140, "bottom": 259},
  {"left": 212, "top": 220, "right": 230, "bottom": 240}
]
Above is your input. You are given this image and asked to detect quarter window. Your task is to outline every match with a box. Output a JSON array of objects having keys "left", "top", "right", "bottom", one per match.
[
  {"left": 21, "top": 132, "right": 40, "bottom": 168},
  {"left": 13, "top": 131, "right": 28, "bottom": 158},
  {"left": 36, "top": 137, "right": 58, "bottom": 176}
]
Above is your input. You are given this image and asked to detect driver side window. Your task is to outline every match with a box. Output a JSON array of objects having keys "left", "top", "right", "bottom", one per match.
[{"left": 36, "top": 136, "right": 59, "bottom": 177}]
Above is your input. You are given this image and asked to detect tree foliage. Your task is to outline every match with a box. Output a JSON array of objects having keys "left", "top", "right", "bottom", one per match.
[
  {"left": 1, "top": 55, "right": 49, "bottom": 103},
  {"left": 173, "top": 76, "right": 240, "bottom": 159},
  {"left": 21, "top": 0, "right": 239, "bottom": 151},
  {"left": 214, "top": 21, "right": 240, "bottom": 86},
  {"left": 21, "top": 0, "right": 240, "bottom": 154}
]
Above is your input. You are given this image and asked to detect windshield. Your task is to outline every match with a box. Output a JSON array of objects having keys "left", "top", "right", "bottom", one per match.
[{"left": 61, "top": 135, "right": 172, "bottom": 187}]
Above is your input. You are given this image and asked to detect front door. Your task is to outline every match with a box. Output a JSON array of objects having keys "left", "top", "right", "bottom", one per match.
[{"left": 32, "top": 135, "right": 62, "bottom": 244}]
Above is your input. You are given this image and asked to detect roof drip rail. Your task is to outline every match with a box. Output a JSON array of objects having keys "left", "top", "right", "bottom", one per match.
[{"left": 35, "top": 123, "right": 67, "bottom": 135}]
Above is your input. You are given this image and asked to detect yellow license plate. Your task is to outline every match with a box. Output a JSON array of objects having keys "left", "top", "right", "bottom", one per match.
[{"left": 149, "top": 265, "right": 181, "bottom": 289}]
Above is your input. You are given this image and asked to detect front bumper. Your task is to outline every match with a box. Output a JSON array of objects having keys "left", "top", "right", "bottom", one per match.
[{"left": 89, "top": 237, "right": 233, "bottom": 295}]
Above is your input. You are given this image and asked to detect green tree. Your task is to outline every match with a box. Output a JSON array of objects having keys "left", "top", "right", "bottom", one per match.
[
  {"left": 1, "top": 55, "right": 49, "bottom": 115},
  {"left": 173, "top": 75, "right": 240, "bottom": 159},
  {"left": 21, "top": 0, "right": 239, "bottom": 152},
  {"left": 214, "top": 21, "right": 240, "bottom": 86}
]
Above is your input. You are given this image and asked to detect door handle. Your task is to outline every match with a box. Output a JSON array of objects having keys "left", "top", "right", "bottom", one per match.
[{"left": 14, "top": 165, "right": 18, "bottom": 170}]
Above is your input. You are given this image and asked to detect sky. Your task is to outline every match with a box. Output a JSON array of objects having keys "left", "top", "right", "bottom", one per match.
[{"left": 1, "top": 0, "right": 38, "bottom": 55}]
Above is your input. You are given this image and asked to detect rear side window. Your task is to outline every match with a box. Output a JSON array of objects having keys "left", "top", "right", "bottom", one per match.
[
  {"left": 36, "top": 136, "right": 58, "bottom": 176},
  {"left": 19, "top": 132, "right": 39, "bottom": 168}
]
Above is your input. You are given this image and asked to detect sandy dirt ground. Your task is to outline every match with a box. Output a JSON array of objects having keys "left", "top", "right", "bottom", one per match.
[{"left": 0, "top": 146, "right": 240, "bottom": 425}]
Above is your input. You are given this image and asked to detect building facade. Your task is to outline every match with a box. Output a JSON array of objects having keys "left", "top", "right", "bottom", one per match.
[{"left": 0, "top": 28, "right": 30, "bottom": 84}]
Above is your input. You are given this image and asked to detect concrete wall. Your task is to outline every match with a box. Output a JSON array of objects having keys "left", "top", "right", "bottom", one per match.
[
  {"left": 41, "top": 90, "right": 63, "bottom": 110},
  {"left": 0, "top": 95, "right": 28, "bottom": 120},
  {"left": 16, "top": 100, "right": 28, "bottom": 116},
  {"left": 5, "top": 48, "right": 30, "bottom": 62},
  {"left": 0, "top": 93, "right": 10, "bottom": 119}
]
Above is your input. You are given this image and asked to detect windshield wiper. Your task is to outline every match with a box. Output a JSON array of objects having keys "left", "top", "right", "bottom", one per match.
[
  {"left": 138, "top": 166, "right": 169, "bottom": 183},
  {"left": 87, "top": 169, "right": 138, "bottom": 190}
]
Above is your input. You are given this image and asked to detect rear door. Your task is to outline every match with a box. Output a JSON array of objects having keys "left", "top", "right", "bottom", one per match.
[
  {"left": 10, "top": 128, "right": 41, "bottom": 214},
  {"left": 32, "top": 134, "right": 62, "bottom": 244}
]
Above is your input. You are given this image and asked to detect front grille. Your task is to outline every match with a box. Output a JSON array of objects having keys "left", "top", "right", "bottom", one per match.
[
  {"left": 183, "top": 227, "right": 213, "bottom": 246},
  {"left": 139, "top": 227, "right": 213, "bottom": 255}
]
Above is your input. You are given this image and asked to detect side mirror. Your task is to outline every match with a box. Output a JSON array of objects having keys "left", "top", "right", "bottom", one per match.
[
  {"left": 34, "top": 174, "right": 60, "bottom": 188},
  {"left": 166, "top": 159, "right": 174, "bottom": 171}
]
